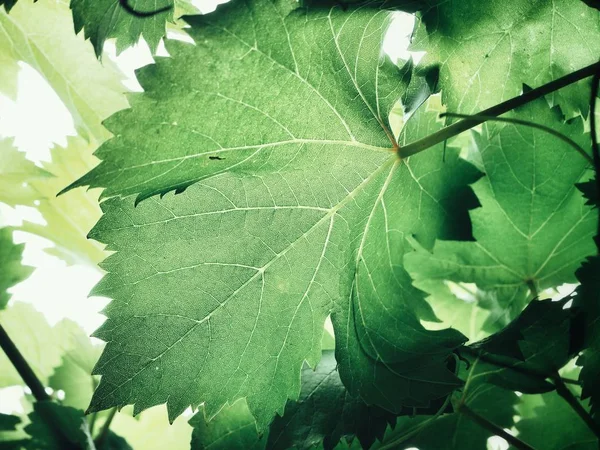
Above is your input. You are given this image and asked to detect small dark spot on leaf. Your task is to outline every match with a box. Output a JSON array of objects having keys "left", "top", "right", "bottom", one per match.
[{"left": 209, "top": 156, "right": 224, "bottom": 160}]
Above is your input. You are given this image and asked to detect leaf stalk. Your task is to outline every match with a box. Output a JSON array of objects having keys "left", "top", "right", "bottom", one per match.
[
  {"left": 0, "top": 323, "right": 50, "bottom": 402},
  {"left": 551, "top": 374, "right": 600, "bottom": 439},
  {"left": 399, "top": 61, "right": 600, "bottom": 158},
  {"left": 439, "top": 113, "right": 593, "bottom": 166},
  {"left": 457, "top": 403, "right": 536, "bottom": 450}
]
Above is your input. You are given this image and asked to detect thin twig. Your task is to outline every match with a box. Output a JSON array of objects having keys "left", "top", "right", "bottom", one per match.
[
  {"left": 399, "top": 61, "right": 600, "bottom": 158},
  {"left": 0, "top": 323, "right": 49, "bottom": 402},
  {"left": 439, "top": 112, "right": 594, "bottom": 166},
  {"left": 94, "top": 407, "right": 118, "bottom": 447},
  {"left": 590, "top": 65, "right": 600, "bottom": 246},
  {"left": 119, "top": 0, "right": 172, "bottom": 17},
  {"left": 552, "top": 375, "right": 600, "bottom": 439},
  {"left": 458, "top": 403, "right": 536, "bottom": 450}
]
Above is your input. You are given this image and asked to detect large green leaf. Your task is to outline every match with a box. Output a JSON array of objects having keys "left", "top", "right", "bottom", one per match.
[
  {"left": 0, "top": 0, "right": 128, "bottom": 141},
  {"left": 267, "top": 350, "right": 393, "bottom": 450},
  {"left": 405, "top": 102, "right": 596, "bottom": 304},
  {"left": 413, "top": 0, "right": 600, "bottom": 118},
  {"left": 0, "top": 228, "right": 33, "bottom": 310},
  {"left": 76, "top": 0, "right": 477, "bottom": 428}
]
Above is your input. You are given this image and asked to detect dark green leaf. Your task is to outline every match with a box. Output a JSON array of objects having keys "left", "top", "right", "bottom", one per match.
[
  {"left": 575, "top": 255, "right": 600, "bottom": 419},
  {"left": 0, "top": 228, "right": 33, "bottom": 310},
  {"left": 413, "top": 0, "right": 600, "bottom": 117},
  {"left": 189, "top": 400, "right": 264, "bottom": 450},
  {"left": 466, "top": 298, "right": 581, "bottom": 393},
  {"left": 22, "top": 402, "right": 93, "bottom": 450},
  {"left": 374, "top": 362, "right": 517, "bottom": 450},
  {"left": 268, "top": 350, "right": 394, "bottom": 450}
]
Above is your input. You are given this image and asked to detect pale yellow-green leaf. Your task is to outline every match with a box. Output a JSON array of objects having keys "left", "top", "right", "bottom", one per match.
[
  {"left": 19, "top": 137, "right": 105, "bottom": 266},
  {"left": 109, "top": 405, "right": 192, "bottom": 450},
  {"left": 0, "top": 0, "right": 128, "bottom": 141},
  {"left": 0, "top": 303, "right": 63, "bottom": 387},
  {"left": 0, "top": 138, "right": 52, "bottom": 207}
]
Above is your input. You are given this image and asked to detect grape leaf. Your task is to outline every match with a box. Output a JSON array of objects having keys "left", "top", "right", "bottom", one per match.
[
  {"left": 374, "top": 362, "right": 517, "bottom": 450},
  {"left": 21, "top": 402, "right": 94, "bottom": 450},
  {"left": 331, "top": 96, "right": 477, "bottom": 415},
  {"left": 413, "top": 0, "right": 600, "bottom": 118},
  {"left": 574, "top": 255, "right": 600, "bottom": 419},
  {"left": 0, "top": 306, "right": 94, "bottom": 388},
  {"left": 516, "top": 384, "right": 598, "bottom": 450},
  {"left": 21, "top": 401, "right": 132, "bottom": 450},
  {"left": 465, "top": 298, "right": 581, "bottom": 394},
  {"left": 19, "top": 137, "right": 106, "bottom": 266},
  {"left": 69, "top": 0, "right": 418, "bottom": 201},
  {"left": 0, "top": 0, "right": 128, "bottom": 140},
  {"left": 70, "top": 0, "right": 200, "bottom": 57},
  {"left": 0, "top": 139, "right": 52, "bottom": 208},
  {"left": 405, "top": 101, "right": 596, "bottom": 304},
  {"left": 267, "top": 350, "right": 393, "bottom": 450},
  {"left": 0, "top": 228, "right": 33, "bottom": 310},
  {"left": 190, "top": 400, "right": 264, "bottom": 450},
  {"left": 76, "top": 0, "right": 478, "bottom": 428}
]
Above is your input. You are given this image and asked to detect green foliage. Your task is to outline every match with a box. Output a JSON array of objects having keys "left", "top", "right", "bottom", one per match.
[
  {"left": 379, "top": 362, "right": 517, "bottom": 450},
  {"left": 76, "top": 0, "right": 479, "bottom": 428},
  {"left": 466, "top": 298, "right": 581, "bottom": 394},
  {"left": 405, "top": 101, "right": 596, "bottom": 309}
]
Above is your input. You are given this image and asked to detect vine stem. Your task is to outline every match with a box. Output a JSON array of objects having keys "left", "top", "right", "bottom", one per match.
[
  {"left": 399, "top": 61, "right": 600, "bottom": 158},
  {"left": 94, "top": 407, "right": 118, "bottom": 447},
  {"left": 439, "top": 112, "right": 593, "bottom": 165},
  {"left": 0, "top": 323, "right": 50, "bottom": 402},
  {"left": 590, "top": 66, "right": 600, "bottom": 245},
  {"left": 551, "top": 374, "right": 600, "bottom": 439},
  {"left": 457, "top": 403, "right": 536, "bottom": 450}
]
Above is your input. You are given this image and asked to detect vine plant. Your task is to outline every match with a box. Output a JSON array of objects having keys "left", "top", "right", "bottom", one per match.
[{"left": 0, "top": 0, "right": 600, "bottom": 449}]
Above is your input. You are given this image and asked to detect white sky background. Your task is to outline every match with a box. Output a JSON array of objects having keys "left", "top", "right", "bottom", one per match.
[{"left": 0, "top": 6, "right": 509, "bottom": 449}]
